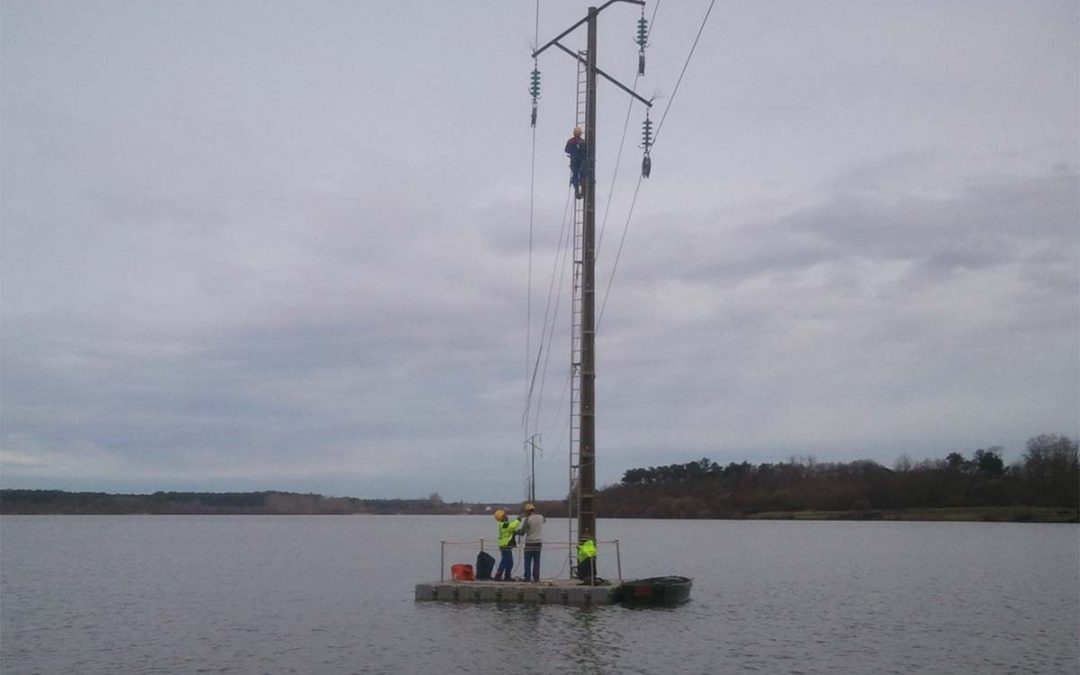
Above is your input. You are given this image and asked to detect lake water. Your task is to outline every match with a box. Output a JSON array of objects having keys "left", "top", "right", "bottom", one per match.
[{"left": 1, "top": 516, "right": 1077, "bottom": 674}]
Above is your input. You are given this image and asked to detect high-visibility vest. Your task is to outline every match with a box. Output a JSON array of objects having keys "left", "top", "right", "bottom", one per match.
[
  {"left": 498, "top": 518, "right": 520, "bottom": 548},
  {"left": 577, "top": 539, "right": 597, "bottom": 561}
]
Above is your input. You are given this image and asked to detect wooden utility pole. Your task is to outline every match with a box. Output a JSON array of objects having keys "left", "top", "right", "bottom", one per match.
[
  {"left": 579, "top": 5, "right": 598, "bottom": 544},
  {"left": 532, "top": 0, "right": 651, "bottom": 555}
]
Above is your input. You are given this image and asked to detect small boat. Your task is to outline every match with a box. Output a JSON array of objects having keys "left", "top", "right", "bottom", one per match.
[{"left": 617, "top": 576, "right": 693, "bottom": 607}]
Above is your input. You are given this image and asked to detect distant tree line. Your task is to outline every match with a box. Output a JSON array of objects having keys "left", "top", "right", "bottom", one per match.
[
  {"left": 4, "top": 435, "right": 1075, "bottom": 521},
  {"left": 599, "top": 434, "right": 1079, "bottom": 520}
]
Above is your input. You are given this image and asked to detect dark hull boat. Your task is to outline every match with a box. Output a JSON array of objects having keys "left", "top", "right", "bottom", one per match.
[{"left": 617, "top": 576, "right": 693, "bottom": 607}]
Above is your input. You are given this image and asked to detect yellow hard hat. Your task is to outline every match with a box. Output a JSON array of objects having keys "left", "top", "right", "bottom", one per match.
[
  {"left": 524, "top": 503, "right": 535, "bottom": 511},
  {"left": 573, "top": 126, "right": 583, "bottom": 136},
  {"left": 494, "top": 509, "right": 506, "bottom": 521}
]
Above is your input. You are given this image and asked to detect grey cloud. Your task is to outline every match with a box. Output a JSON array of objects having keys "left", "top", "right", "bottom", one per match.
[{"left": 3, "top": 1, "right": 1076, "bottom": 499}]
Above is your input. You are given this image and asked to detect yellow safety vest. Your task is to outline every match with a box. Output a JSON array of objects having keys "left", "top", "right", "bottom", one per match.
[
  {"left": 577, "top": 539, "right": 597, "bottom": 561},
  {"left": 498, "top": 518, "right": 520, "bottom": 548}
]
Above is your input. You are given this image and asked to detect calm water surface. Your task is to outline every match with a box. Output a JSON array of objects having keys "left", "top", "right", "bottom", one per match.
[{"left": 1, "top": 516, "right": 1077, "bottom": 674}]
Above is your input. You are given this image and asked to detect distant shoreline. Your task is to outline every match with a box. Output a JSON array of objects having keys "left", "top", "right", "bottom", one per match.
[
  {"left": 6, "top": 437, "right": 1077, "bottom": 521},
  {"left": 1, "top": 511, "right": 1074, "bottom": 523},
  {"left": 741, "top": 506, "right": 1077, "bottom": 523},
  {"left": 1, "top": 491, "right": 1074, "bottom": 523}
]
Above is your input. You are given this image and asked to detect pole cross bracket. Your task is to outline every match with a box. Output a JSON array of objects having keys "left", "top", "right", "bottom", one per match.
[{"left": 551, "top": 41, "right": 652, "bottom": 108}]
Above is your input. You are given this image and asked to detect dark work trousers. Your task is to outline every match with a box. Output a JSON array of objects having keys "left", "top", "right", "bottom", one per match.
[
  {"left": 523, "top": 543, "right": 541, "bottom": 581},
  {"left": 495, "top": 547, "right": 514, "bottom": 580}
]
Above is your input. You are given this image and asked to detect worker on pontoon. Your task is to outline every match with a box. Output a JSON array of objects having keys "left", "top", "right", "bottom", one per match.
[
  {"left": 577, "top": 538, "right": 597, "bottom": 584},
  {"left": 493, "top": 509, "right": 521, "bottom": 581},
  {"left": 565, "top": 126, "right": 587, "bottom": 199},
  {"left": 520, "top": 503, "right": 545, "bottom": 582}
]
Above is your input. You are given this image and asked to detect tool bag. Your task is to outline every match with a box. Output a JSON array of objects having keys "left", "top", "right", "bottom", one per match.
[{"left": 475, "top": 550, "right": 495, "bottom": 580}]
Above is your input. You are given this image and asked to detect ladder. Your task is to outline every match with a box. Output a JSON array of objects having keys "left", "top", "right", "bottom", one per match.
[{"left": 568, "top": 51, "right": 587, "bottom": 573}]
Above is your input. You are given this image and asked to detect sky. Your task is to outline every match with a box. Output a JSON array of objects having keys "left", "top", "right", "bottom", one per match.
[{"left": 2, "top": 0, "right": 1077, "bottom": 502}]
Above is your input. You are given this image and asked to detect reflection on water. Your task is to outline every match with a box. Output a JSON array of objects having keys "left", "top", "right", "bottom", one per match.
[
  {"left": 569, "top": 607, "right": 603, "bottom": 675},
  {"left": 2, "top": 516, "right": 1077, "bottom": 674}
]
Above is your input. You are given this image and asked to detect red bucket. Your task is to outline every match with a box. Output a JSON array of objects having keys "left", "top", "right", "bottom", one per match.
[{"left": 451, "top": 564, "right": 474, "bottom": 581}]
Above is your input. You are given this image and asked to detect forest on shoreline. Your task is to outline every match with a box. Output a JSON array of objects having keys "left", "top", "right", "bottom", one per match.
[
  {"left": 2, "top": 435, "right": 1076, "bottom": 522},
  {"left": 594, "top": 434, "right": 1078, "bottom": 523}
]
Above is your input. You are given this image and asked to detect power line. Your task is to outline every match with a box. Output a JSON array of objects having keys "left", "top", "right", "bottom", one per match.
[
  {"left": 598, "top": 0, "right": 713, "bottom": 331},
  {"left": 523, "top": 187, "right": 574, "bottom": 431},
  {"left": 598, "top": 173, "right": 644, "bottom": 330},
  {"left": 597, "top": 0, "right": 661, "bottom": 258},
  {"left": 653, "top": 0, "right": 715, "bottom": 146},
  {"left": 532, "top": 190, "right": 575, "bottom": 437}
]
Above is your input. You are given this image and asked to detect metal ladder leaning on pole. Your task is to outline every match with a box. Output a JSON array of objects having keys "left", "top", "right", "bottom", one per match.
[{"left": 568, "top": 49, "right": 587, "bottom": 575}]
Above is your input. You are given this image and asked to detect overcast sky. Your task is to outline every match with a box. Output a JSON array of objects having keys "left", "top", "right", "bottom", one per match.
[{"left": 2, "top": 0, "right": 1077, "bottom": 502}]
